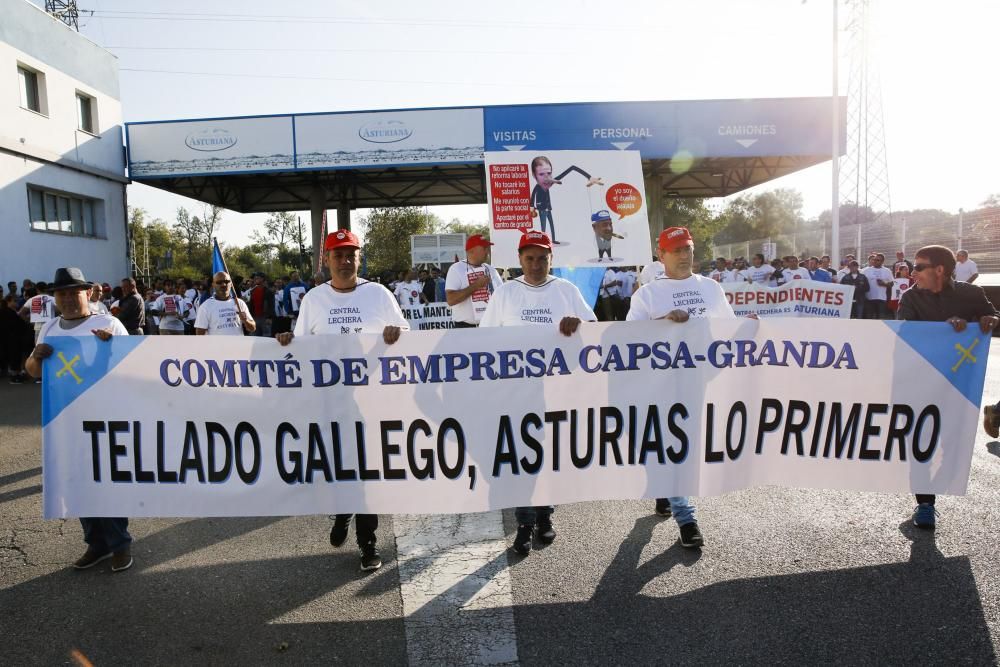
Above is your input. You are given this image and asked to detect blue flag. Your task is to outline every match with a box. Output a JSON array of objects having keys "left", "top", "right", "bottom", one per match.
[
  {"left": 212, "top": 238, "right": 228, "bottom": 275},
  {"left": 552, "top": 266, "right": 605, "bottom": 309}
]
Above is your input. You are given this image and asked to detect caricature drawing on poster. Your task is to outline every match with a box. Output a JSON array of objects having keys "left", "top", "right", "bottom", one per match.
[{"left": 486, "top": 150, "right": 651, "bottom": 268}]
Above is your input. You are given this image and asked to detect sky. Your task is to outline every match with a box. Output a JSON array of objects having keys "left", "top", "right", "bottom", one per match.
[{"left": 45, "top": 0, "right": 1000, "bottom": 247}]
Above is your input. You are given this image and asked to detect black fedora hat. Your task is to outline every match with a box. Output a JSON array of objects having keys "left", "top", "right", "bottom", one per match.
[{"left": 49, "top": 267, "right": 94, "bottom": 292}]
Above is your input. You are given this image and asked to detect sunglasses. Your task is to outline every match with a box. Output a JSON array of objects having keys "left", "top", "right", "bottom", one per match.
[
  {"left": 912, "top": 263, "right": 935, "bottom": 273},
  {"left": 214, "top": 280, "right": 231, "bottom": 285}
]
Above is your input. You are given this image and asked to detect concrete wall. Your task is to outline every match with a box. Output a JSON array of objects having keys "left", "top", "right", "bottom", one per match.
[{"left": 0, "top": 0, "right": 127, "bottom": 285}]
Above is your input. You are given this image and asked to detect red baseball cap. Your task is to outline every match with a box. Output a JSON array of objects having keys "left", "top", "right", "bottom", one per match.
[
  {"left": 325, "top": 229, "right": 361, "bottom": 250},
  {"left": 466, "top": 234, "right": 494, "bottom": 251},
  {"left": 518, "top": 230, "right": 552, "bottom": 251},
  {"left": 658, "top": 226, "right": 694, "bottom": 251}
]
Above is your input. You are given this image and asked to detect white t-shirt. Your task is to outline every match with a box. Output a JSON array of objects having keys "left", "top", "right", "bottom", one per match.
[
  {"left": 154, "top": 293, "right": 188, "bottom": 332},
  {"left": 862, "top": 266, "right": 893, "bottom": 300},
  {"left": 89, "top": 300, "right": 109, "bottom": 315},
  {"left": 954, "top": 259, "right": 978, "bottom": 282},
  {"left": 394, "top": 280, "right": 424, "bottom": 307},
  {"left": 194, "top": 296, "right": 251, "bottom": 335},
  {"left": 601, "top": 269, "right": 620, "bottom": 297},
  {"left": 891, "top": 278, "right": 913, "bottom": 302},
  {"left": 745, "top": 265, "right": 773, "bottom": 285},
  {"left": 619, "top": 270, "right": 637, "bottom": 296},
  {"left": 288, "top": 285, "right": 307, "bottom": 313},
  {"left": 38, "top": 313, "right": 129, "bottom": 342},
  {"left": 480, "top": 276, "right": 597, "bottom": 328},
  {"left": 639, "top": 262, "right": 664, "bottom": 285},
  {"left": 627, "top": 273, "right": 736, "bottom": 321},
  {"left": 728, "top": 269, "right": 749, "bottom": 283},
  {"left": 26, "top": 294, "right": 56, "bottom": 324},
  {"left": 274, "top": 289, "right": 289, "bottom": 318},
  {"left": 294, "top": 280, "right": 408, "bottom": 336},
  {"left": 444, "top": 260, "right": 504, "bottom": 325},
  {"left": 777, "top": 266, "right": 810, "bottom": 284},
  {"left": 708, "top": 268, "right": 732, "bottom": 283},
  {"left": 184, "top": 297, "right": 198, "bottom": 323}
]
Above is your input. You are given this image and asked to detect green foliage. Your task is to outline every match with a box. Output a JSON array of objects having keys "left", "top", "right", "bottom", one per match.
[
  {"left": 656, "top": 198, "right": 726, "bottom": 265},
  {"left": 359, "top": 207, "right": 441, "bottom": 276},
  {"left": 443, "top": 217, "right": 490, "bottom": 239}
]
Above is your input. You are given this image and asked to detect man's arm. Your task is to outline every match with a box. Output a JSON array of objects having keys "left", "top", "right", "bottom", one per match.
[{"left": 968, "top": 272, "right": 979, "bottom": 284}]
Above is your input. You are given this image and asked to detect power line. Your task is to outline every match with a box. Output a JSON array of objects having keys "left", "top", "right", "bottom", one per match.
[
  {"left": 118, "top": 67, "right": 591, "bottom": 89},
  {"left": 82, "top": 8, "right": 656, "bottom": 31}
]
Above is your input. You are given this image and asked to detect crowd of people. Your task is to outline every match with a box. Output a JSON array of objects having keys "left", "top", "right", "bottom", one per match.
[{"left": 9, "top": 229, "right": 999, "bottom": 574}]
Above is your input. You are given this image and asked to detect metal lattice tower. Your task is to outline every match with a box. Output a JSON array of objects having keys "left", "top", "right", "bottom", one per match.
[
  {"left": 45, "top": 0, "right": 80, "bottom": 31},
  {"left": 839, "top": 0, "right": 891, "bottom": 226}
]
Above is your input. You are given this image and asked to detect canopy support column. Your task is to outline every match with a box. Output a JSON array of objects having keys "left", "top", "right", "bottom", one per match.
[{"left": 310, "top": 185, "right": 326, "bottom": 276}]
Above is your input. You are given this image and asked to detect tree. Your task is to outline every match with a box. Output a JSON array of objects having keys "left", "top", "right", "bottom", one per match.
[
  {"left": 200, "top": 205, "right": 224, "bottom": 246},
  {"left": 359, "top": 207, "right": 440, "bottom": 276},
  {"left": 174, "top": 207, "right": 201, "bottom": 262},
  {"left": 443, "top": 218, "right": 490, "bottom": 239},
  {"left": 656, "top": 198, "right": 725, "bottom": 265}
]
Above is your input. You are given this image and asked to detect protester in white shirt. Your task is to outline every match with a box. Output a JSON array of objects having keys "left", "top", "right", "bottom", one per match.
[
  {"left": 708, "top": 257, "right": 731, "bottom": 283},
  {"left": 954, "top": 250, "right": 979, "bottom": 283},
  {"left": 861, "top": 252, "right": 894, "bottom": 319},
  {"left": 25, "top": 267, "right": 134, "bottom": 573},
  {"left": 88, "top": 284, "right": 109, "bottom": 315},
  {"left": 744, "top": 254, "right": 773, "bottom": 285},
  {"left": 639, "top": 259, "right": 665, "bottom": 286},
  {"left": 394, "top": 269, "right": 426, "bottom": 308},
  {"left": 150, "top": 279, "right": 189, "bottom": 335},
  {"left": 628, "top": 226, "right": 737, "bottom": 550},
  {"left": 18, "top": 291, "right": 57, "bottom": 343},
  {"left": 277, "top": 229, "right": 406, "bottom": 573},
  {"left": 480, "top": 230, "right": 596, "bottom": 556},
  {"left": 776, "top": 255, "right": 810, "bottom": 285},
  {"left": 618, "top": 267, "right": 638, "bottom": 296},
  {"left": 194, "top": 272, "right": 255, "bottom": 335},
  {"left": 445, "top": 234, "right": 504, "bottom": 327}
]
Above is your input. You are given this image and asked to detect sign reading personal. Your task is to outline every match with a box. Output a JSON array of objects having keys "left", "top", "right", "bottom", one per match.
[{"left": 41, "top": 319, "right": 990, "bottom": 518}]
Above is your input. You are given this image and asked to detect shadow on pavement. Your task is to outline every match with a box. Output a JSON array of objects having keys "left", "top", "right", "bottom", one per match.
[
  {"left": 0, "top": 383, "right": 41, "bottom": 428},
  {"left": 0, "top": 516, "right": 407, "bottom": 665},
  {"left": 986, "top": 441, "right": 1000, "bottom": 458},
  {"left": 510, "top": 515, "right": 996, "bottom": 666}
]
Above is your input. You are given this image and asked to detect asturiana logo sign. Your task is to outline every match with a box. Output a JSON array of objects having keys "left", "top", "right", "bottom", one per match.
[
  {"left": 185, "top": 128, "right": 238, "bottom": 152},
  {"left": 358, "top": 119, "right": 412, "bottom": 144}
]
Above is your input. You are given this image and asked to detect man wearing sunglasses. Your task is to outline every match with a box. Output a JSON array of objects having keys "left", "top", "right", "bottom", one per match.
[
  {"left": 193, "top": 271, "right": 255, "bottom": 335},
  {"left": 896, "top": 245, "right": 999, "bottom": 529}
]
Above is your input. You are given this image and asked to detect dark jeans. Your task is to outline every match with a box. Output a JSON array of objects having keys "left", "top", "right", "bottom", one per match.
[
  {"left": 453, "top": 321, "right": 477, "bottom": 329},
  {"left": 850, "top": 300, "right": 865, "bottom": 319},
  {"left": 80, "top": 517, "right": 132, "bottom": 553},
  {"left": 864, "top": 299, "right": 888, "bottom": 320},
  {"left": 915, "top": 494, "right": 935, "bottom": 506},
  {"left": 515, "top": 506, "right": 554, "bottom": 526},
  {"left": 335, "top": 513, "right": 378, "bottom": 546},
  {"left": 538, "top": 209, "right": 556, "bottom": 241}
]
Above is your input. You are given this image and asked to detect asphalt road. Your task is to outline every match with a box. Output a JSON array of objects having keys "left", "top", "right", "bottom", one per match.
[{"left": 2, "top": 346, "right": 998, "bottom": 666}]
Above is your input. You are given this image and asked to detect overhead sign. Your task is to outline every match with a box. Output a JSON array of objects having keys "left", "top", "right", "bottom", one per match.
[
  {"left": 294, "top": 108, "right": 484, "bottom": 169},
  {"left": 127, "top": 116, "right": 295, "bottom": 177},
  {"left": 483, "top": 97, "right": 846, "bottom": 157},
  {"left": 486, "top": 150, "right": 652, "bottom": 268},
  {"left": 40, "top": 319, "right": 988, "bottom": 518}
]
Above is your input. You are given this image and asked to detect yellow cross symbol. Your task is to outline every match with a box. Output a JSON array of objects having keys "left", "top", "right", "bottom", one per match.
[
  {"left": 55, "top": 351, "right": 83, "bottom": 385},
  {"left": 951, "top": 337, "right": 979, "bottom": 373}
]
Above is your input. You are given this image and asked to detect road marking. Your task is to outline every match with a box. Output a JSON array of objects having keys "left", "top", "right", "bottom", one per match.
[{"left": 393, "top": 512, "right": 519, "bottom": 666}]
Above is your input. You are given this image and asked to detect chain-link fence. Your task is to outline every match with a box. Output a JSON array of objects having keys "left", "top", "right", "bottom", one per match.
[{"left": 712, "top": 206, "right": 1000, "bottom": 274}]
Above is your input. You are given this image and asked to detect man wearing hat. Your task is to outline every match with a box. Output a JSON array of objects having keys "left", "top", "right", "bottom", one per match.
[
  {"left": 480, "top": 230, "right": 597, "bottom": 556},
  {"left": 445, "top": 234, "right": 503, "bottom": 328},
  {"left": 627, "top": 227, "right": 738, "bottom": 549},
  {"left": 591, "top": 209, "right": 624, "bottom": 262},
  {"left": 276, "top": 229, "right": 408, "bottom": 572},
  {"left": 25, "top": 268, "right": 134, "bottom": 572}
]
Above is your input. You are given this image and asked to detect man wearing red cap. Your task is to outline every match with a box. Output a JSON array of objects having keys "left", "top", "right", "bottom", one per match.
[
  {"left": 627, "top": 226, "right": 738, "bottom": 548},
  {"left": 480, "top": 230, "right": 597, "bottom": 556},
  {"left": 276, "top": 228, "right": 407, "bottom": 572},
  {"left": 445, "top": 234, "right": 503, "bottom": 328}
]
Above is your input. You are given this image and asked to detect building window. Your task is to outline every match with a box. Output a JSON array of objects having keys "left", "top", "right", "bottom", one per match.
[
  {"left": 17, "top": 65, "right": 45, "bottom": 114},
  {"left": 27, "top": 186, "right": 101, "bottom": 238},
  {"left": 76, "top": 92, "right": 96, "bottom": 133}
]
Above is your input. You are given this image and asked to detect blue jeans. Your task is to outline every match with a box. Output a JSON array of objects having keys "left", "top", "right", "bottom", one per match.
[
  {"left": 537, "top": 209, "right": 556, "bottom": 241},
  {"left": 80, "top": 518, "right": 132, "bottom": 553},
  {"left": 658, "top": 497, "right": 696, "bottom": 526},
  {"left": 515, "top": 505, "right": 554, "bottom": 526}
]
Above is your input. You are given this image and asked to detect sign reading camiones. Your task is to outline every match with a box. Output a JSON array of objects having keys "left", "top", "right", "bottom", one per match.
[{"left": 41, "top": 319, "right": 990, "bottom": 518}]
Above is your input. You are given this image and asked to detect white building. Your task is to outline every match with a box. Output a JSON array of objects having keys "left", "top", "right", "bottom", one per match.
[{"left": 1, "top": 0, "right": 128, "bottom": 288}]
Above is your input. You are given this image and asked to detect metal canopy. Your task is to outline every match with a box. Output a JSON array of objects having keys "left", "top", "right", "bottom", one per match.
[{"left": 137, "top": 155, "right": 828, "bottom": 214}]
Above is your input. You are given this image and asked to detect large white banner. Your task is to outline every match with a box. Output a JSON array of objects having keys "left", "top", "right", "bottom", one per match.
[
  {"left": 486, "top": 150, "right": 652, "bottom": 268},
  {"left": 295, "top": 108, "right": 484, "bottom": 169},
  {"left": 42, "top": 319, "right": 990, "bottom": 518},
  {"left": 723, "top": 280, "right": 855, "bottom": 318},
  {"left": 127, "top": 117, "right": 295, "bottom": 177}
]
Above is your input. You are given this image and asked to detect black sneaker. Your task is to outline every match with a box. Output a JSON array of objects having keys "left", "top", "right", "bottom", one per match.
[
  {"left": 536, "top": 517, "right": 556, "bottom": 544},
  {"left": 654, "top": 498, "right": 672, "bottom": 518},
  {"left": 360, "top": 543, "right": 382, "bottom": 571},
  {"left": 329, "top": 516, "right": 350, "bottom": 548},
  {"left": 8, "top": 374, "right": 24, "bottom": 385},
  {"left": 513, "top": 524, "right": 533, "bottom": 555},
  {"left": 679, "top": 522, "right": 704, "bottom": 548}
]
